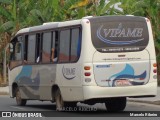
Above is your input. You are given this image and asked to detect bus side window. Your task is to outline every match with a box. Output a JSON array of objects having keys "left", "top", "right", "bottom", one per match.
[
  {"left": 27, "top": 34, "right": 36, "bottom": 63},
  {"left": 9, "top": 36, "right": 23, "bottom": 69},
  {"left": 15, "top": 42, "right": 22, "bottom": 61},
  {"left": 12, "top": 36, "right": 23, "bottom": 61},
  {"left": 71, "top": 28, "right": 81, "bottom": 62},
  {"left": 42, "top": 32, "right": 52, "bottom": 63},
  {"left": 59, "top": 30, "right": 70, "bottom": 62},
  {"left": 9, "top": 42, "right": 14, "bottom": 60}
]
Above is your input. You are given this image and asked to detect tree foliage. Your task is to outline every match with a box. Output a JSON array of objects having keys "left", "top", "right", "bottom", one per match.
[
  {"left": 115, "top": 0, "right": 160, "bottom": 70},
  {"left": 0, "top": 0, "right": 160, "bottom": 82}
]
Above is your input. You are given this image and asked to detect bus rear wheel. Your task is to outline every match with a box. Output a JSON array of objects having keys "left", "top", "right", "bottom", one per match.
[
  {"left": 15, "top": 88, "right": 27, "bottom": 106},
  {"left": 105, "top": 97, "right": 126, "bottom": 112},
  {"left": 55, "top": 89, "right": 77, "bottom": 111}
]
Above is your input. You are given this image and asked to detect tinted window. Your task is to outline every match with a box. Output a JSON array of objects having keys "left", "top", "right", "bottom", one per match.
[
  {"left": 71, "top": 28, "right": 80, "bottom": 62},
  {"left": 28, "top": 35, "right": 36, "bottom": 63},
  {"left": 15, "top": 42, "right": 22, "bottom": 60},
  {"left": 42, "top": 32, "right": 52, "bottom": 63},
  {"left": 59, "top": 30, "right": 70, "bottom": 62},
  {"left": 10, "top": 36, "right": 23, "bottom": 61},
  {"left": 52, "top": 32, "right": 56, "bottom": 49},
  {"left": 90, "top": 16, "right": 149, "bottom": 53}
]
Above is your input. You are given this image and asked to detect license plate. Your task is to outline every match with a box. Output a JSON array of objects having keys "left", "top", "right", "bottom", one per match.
[{"left": 115, "top": 80, "right": 131, "bottom": 86}]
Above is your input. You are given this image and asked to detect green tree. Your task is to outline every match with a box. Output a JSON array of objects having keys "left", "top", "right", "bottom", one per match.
[
  {"left": 115, "top": 0, "right": 160, "bottom": 40},
  {"left": 54, "top": 0, "right": 117, "bottom": 20},
  {"left": 84, "top": 0, "right": 118, "bottom": 16},
  {"left": 0, "top": 0, "right": 59, "bottom": 83},
  {"left": 115, "top": 0, "right": 160, "bottom": 84},
  {"left": 0, "top": 0, "right": 122, "bottom": 83}
]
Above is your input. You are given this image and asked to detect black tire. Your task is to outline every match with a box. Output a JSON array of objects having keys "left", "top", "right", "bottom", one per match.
[
  {"left": 15, "top": 88, "right": 27, "bottom": 106},
  {"left": 105, "top": 97, "right": 126, "bottom": 112}
]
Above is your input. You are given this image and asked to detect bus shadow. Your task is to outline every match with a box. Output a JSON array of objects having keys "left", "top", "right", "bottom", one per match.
[{"left": 25, "top": 104, "right": 56, "bottom": 111}]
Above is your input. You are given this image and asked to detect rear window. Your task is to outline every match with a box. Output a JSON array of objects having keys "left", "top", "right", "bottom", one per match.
[{"left": 89, "top": 16, "right": 149, "bottom": 53}]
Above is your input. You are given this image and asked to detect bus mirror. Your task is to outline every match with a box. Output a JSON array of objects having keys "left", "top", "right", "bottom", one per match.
[{"left": 9, "top": 43, "right": 13, "bottom": 52}]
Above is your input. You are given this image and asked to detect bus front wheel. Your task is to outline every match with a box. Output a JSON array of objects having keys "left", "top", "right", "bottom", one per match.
[
  {"left": 15, "top": 88, "right": 27, "bottom": 106},
  {"left": 105, "top": 97, "right": 126, "bottom": 112}
]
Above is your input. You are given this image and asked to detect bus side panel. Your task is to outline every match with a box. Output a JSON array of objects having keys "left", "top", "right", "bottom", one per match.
[
  {"left": 9, "top": 64, "right": 56, "bottom": 100},
  {"left": 10, "top": 65, "right": 40, "bottom": 99},
  {"left": 56, "top": 63, "right": 84, "bottom": 101},
  {"left": 38, "top": 64, "right": 56, "bottom": 100},
  {"left": 81, "top": 19, "right": 98, "bottom": 87}
]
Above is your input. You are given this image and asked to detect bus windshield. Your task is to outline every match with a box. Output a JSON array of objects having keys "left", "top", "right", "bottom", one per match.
[{"left": 89, "top": 16, "right": 149, "bottom": 53}]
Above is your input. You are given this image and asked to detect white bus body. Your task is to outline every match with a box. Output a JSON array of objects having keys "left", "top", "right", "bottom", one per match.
[{"left": 8, "top": 16, "right": 157, "bottom": 111}]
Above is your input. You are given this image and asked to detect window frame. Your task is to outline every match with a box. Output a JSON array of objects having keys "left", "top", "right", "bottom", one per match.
[
  {"left": 10, "top": 35, "right": 23, "bottom": 61},
  {"left": 58, "top": 26, "right": 82, "bottom": 64},
  {"left": 51, "top": 31, "right": 59, "bottom": 63},
  {"left": 26, "top": 33, "right": 37, "bottom": 64},
  {"left": 23, "top": 33, "right": 42, "bottom": 64},
  {"left": 35, "top": 33, "right": 41, "bottom": 63},
  {"left": 15, "top": 42, "right": 22, "bottom": 61},
  {"left": 41, "top": 31, "right": 52, "bottom": 63},
  {"left": 70, "top": 27, "right": 81, "bottom": 62},
  {"left": 10, "top": 25, "right": 82, "bottom": 66},
  {"left": 58, "top": 29, "right": 71, "bottom": 63}
]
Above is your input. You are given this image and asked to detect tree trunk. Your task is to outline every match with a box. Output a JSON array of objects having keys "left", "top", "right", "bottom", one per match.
[
  {"left": 3, "top": 44, "right": 9, "bottom": 84},
  {"left": 2, "top": 32, "right": 11, "bottom": 84}
]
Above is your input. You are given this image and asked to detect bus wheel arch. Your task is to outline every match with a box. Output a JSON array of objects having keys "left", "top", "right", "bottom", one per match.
[
  {"left": 51, "top": 85, "right": 64, "bottom": 111},
  {"left": 12, "top": 82, "right": 27, "bottom": 106},
  {"left": 51, "top": 84, "right": 60, "bottom": 101}
]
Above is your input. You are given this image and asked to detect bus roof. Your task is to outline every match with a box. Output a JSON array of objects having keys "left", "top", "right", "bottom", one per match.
[
  {"left": 16, "top": 22, "right": 59, "bottom": 35},
  {"left": 15, "top": 19, "right": 82, "bottom": 36},
  {"left": 88, "top": 15, "right": 146, "bottom": 22},
  {"left": 12, "top": 15, "right": 147, "bottom": 42}
]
